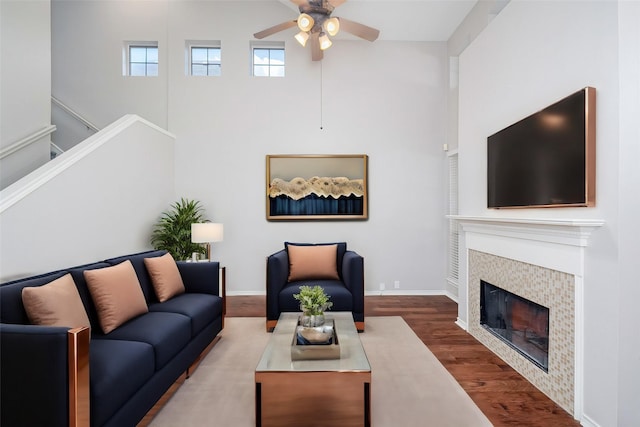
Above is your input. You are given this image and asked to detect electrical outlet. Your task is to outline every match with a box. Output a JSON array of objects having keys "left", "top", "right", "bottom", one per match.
[
  {"left": 380, "top": 283, "right": 385, "bottom": 291},
  {"left": 394, "top": 280, "right": 400, "bottom": 289}
]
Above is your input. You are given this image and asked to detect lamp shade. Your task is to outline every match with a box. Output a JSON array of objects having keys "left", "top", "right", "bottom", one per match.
[
  {"left": 297, "top": 13, "right": 314, "bottom": 32},
  {"left": 294, "top": 31, "right": 310, "bottom": 47},
  {"left": 324, "top": 17, "right": 339, "bottom": 36},
  {"left": 319, "top": 33, "right": 332, "bottom": 50},
  {"left": 191, "top": 223, "right": 224, "bottom": 243}
]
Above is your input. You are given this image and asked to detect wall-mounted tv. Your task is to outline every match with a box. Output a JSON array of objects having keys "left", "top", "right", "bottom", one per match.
[{"left": 487, "top": 87, "right": 596, "bottom": 209}]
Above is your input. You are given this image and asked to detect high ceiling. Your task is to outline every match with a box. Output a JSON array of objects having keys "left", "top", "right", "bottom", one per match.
[{"left": 275, "top": 0, "right": 479, "bottom": 41}]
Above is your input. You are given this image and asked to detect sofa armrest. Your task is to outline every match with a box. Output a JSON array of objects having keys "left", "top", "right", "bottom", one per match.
[
  {"left": 342, "top": 251, "right": 365, "bottom": 314},
  {"left": 266, "top": 249, "right": 289, "bottom": 322},
  {"left": 0, "top": 324, "right": 90, "bottom": 427},
  {"left": 176, "top": 261, "right": 220, "bottom": 296}
]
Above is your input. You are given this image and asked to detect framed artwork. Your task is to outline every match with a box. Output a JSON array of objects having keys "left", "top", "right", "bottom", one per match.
[{"left": 266, "top": 154, "right": 368, "bottom": 221}]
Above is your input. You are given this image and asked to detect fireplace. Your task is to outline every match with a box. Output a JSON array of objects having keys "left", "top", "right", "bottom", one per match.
[
  {"left": 480, "top": 280, "right": 549, "bottom": 372},
  {"left": 468, "top": 250, "right": 574, "bottom": 413},
  {"left": 453, "top": 216, "right": 604, "bottom": 420}
]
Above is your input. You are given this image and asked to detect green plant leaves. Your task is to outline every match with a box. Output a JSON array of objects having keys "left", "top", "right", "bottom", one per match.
[
  {"left": 293, "top": 285, "right": 333, "bottom": 315},
  {"left": 150, "top": 198, "right": 208, "bottom": 260}
]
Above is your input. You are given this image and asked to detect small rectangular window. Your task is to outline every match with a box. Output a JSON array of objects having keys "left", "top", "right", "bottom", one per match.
[
  {"left": 124, "top": 42, "right": 158, "bottom": 76},
  {"left": 252, "top": 43, "right": 285, "bottom": 77},
  {"left": 187, "top": 41, "right": 221, "bottom": 76}
]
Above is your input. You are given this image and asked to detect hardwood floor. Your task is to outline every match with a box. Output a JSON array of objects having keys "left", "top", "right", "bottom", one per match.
[{"left": 227, "top": 295, "right": 580, "bottom": 427}]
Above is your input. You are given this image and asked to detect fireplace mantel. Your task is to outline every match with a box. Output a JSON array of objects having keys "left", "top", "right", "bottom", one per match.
[
  {"left": 452, "top": 215, "right": 604, "bottom": 422},
  {"left": 449, "top": 216, "right": 604, "bottom": 247}
]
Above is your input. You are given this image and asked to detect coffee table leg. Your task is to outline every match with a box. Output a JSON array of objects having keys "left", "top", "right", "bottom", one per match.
[{"left": 255, "top": 382, "right": 262, "bottom": 427}]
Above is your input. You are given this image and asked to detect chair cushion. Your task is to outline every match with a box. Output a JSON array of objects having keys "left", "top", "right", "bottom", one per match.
[
  {"left": 89, "top": 339, "right": 155, "bottom": 427},
  {"left": 84, "top": 261, "right": 149, "bottom": 334},
  {"left": 103, "top": 311, "right": 191, "bottom": 369},
  {"left": 285, "top": 242, "right": 347, "bottom": 279},
  {"left": 143, "top": 252, "right": 185, "bottom": 302},
  {"left": 148, "top": 293, "right": 222, "bottom": 336},
  {"left": 21, "top": 273, "right": 90, "bottom": 328},
  {"left": 286, "top": 244, "right": 340, "bottom": 281},
  {"left": 279, "top": 280, "right": 353, "bottom": 312}
]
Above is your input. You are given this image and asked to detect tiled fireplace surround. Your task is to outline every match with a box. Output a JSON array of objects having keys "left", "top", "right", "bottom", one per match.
[{"left": 453, "top": 216, "right": 603, "bottom": 421}]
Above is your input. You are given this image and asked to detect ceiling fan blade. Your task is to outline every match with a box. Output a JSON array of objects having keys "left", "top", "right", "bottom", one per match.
[
  {"left": 328, "top": 0, "right": 347, "bottom": 7},
  {"left": 253, "top": 20, "right": 298, "bottom": 39},
  {"left": 289, "top": 0, "right": 308, "bottom": 6},
  {"left": 310, "top": 32, "right": 323, "bottom": 61},
  {"left": 336, "top": 17, "right": 380, "bottom": 42}
]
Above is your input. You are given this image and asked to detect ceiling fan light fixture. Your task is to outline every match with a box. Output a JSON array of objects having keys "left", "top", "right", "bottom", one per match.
[
  {"left": 297, "top": 13, "right": 314, "bottom": 32},
  {"left": 294, "top": 31, "right": 310, "bottom": 47},
  {"left": 319, "top": 33, "right": 332, "bottom": 50},
  {"left": 324, "top": 17, "right": 340, "bottom": 36}
]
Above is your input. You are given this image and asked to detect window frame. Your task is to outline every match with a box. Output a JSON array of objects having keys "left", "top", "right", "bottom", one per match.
[
  {"left": 186, "top": 40, "right": 222, "bottom": 77},
  {"left": 251, "top": 41, "right": 285, "bottom": 77},
  {"left": 123, "top": 41, "right": 159, "bottom": 77}
]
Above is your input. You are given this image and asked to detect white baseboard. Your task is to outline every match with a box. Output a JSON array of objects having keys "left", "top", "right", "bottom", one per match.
[
  {"left": 226, "top": 290, "right": 266, "bottom": 296},
  {"left": 364, "top": 289, "right": 450, "bottom": 296},
  {"left": 455, "top": 317, "right": 468, "bottom": 331},
  {"left": 227, "top": 290, "right": 457, "bottom": 298},
  {"left": 444, "top": 290, "right": 458, "bottom": 303},
  {"left": 579, "top": 413, "right": 600, "bottom": 427}
]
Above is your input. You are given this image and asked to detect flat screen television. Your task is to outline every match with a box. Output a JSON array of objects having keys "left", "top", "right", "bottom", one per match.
[{"left": 487, "top": 87, "right": 596, "bottom": 209}]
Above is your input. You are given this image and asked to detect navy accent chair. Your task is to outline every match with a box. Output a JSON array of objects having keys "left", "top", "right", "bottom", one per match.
[{"left": 266, "top": 242, "right": 365, "bottom": 332}]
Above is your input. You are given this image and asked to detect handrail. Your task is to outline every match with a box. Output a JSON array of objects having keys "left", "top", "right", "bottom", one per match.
[
  {"left": 51, "top": 96, "right": 100, "bottom": 133},
  {"left": 0, "top": 125, "right": 57, "bottom": 160}
]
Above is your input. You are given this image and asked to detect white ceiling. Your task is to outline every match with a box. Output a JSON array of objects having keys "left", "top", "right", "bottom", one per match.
[{"left": 275, "top": 0, "right": 479, "bottom": 41}]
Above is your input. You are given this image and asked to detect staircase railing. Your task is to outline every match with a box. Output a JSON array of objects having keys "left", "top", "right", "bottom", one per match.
[
  {"left": 0, "top": 125, "right": 57, "bottom": 161},
  {"left": 51, "top": 96, "right": 100, "bottom": 133}
]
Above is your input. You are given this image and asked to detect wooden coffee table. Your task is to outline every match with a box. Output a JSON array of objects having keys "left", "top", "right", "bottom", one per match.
[{"left": 255, "top": 312, "right": 371, "bottom": 427}]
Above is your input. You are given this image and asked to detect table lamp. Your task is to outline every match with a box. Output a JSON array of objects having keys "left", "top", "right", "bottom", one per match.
[{"left": 191, "top": 223, "right": 224, "bottom": 261}]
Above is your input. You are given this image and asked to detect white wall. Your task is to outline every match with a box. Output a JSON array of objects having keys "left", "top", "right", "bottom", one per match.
[
  {"left": 51, "top": 1, "right": 450, "bottom": 295},
  {"left": 0, "top": 116, "right": 176, "bottom": 281},
  {"left": 616, "top": 1, "right": 640, "bottom": 425},
  {"left": 457, "top": 1, "right": 635, "bottom": 425},
  {"left": 0, "top": 0, "right": 52, "bottom": 189},
  {"left": 51, "top": 0, "right": 169, "bottom": 129}
]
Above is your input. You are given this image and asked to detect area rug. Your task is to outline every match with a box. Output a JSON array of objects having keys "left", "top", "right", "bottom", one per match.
[{"left": 149, "top": 317, "right": 492, "bottom": 426}]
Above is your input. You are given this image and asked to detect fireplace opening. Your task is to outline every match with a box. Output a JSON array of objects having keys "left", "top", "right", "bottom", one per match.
[{"left": 480, "top": 280, "right": 549, "bottom": 372}]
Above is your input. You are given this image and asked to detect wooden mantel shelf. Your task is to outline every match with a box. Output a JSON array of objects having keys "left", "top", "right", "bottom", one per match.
[{"left": 448, "top": 215, "right": 605, "bottom": 247}]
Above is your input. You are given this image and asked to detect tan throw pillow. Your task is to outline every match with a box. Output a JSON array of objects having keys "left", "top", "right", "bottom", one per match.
[
  {"left": 143, "top": 252, "right": 185, "bottom": 302},
  {"left": 84, "top": 260, "right": 148, "bottom": 334},
  {"left": 288, "top": 244, "right": 340, "bottom": 282},
  {"left": 22, "top": 273, "right": 90, "bottom": 328}
]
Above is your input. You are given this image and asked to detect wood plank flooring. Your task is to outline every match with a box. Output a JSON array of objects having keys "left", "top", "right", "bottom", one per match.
[{"left": 227, "top": 295, "right": 580, "bottom": 427}]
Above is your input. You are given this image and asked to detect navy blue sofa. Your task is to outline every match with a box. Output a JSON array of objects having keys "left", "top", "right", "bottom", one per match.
[
  {"left": 266, "top": 242, "right": 364, "bottom": 332},
  {"left": 0, "top": 250, "right": 224, "bottom": 427}
]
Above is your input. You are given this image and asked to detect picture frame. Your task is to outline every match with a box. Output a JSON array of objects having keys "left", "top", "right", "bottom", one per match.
[{"left": 266, "top": 154, "right": 368, "bottom": 221}]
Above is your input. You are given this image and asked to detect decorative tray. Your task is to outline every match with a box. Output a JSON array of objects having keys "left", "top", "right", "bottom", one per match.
[{"left": 291, "top": 318, "right": 340, "bottom": 360}]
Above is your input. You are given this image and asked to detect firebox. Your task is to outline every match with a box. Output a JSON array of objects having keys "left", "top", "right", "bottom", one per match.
[{"left": 480, "top": 280, "right": 549, "bottom": 372}]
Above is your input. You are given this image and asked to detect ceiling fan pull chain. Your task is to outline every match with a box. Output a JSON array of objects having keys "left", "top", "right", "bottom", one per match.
[{"left": 320, "top": 61, "right": 323, "bottom": 130}]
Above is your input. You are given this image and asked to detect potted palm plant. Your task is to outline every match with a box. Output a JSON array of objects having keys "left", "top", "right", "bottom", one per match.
[
  {"left": 293, "top": 285, "right": 333, "bottom": 327},
  {"left": 150, "top": 198, "right": 208, "bottom": 260}
]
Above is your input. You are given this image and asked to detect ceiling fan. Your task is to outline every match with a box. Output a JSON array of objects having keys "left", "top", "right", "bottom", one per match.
[{"left": 253, "top": 0, "right": 380, "bottom": 61}]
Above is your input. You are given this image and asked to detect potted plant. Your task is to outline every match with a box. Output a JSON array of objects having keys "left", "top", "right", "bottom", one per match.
[
  {"left": 293, "top": 285, "right": 333, "bottom": 327},
  {"left": 151, "top": 198, "right": 208, "bottom": 260}
]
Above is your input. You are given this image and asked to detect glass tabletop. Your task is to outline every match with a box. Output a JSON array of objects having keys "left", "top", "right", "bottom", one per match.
[{"left": 256, "top": 312, "right": 370, "bottom": 373}]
